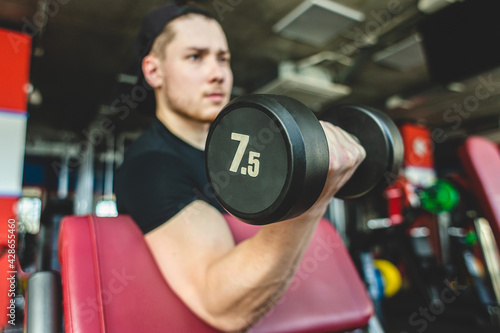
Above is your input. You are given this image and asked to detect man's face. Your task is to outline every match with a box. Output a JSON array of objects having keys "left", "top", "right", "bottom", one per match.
[{"left": 158, "top": 15, "right": 233, "bottom": 123}]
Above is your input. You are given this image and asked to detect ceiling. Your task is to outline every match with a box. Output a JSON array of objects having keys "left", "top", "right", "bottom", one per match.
[{"left": 2, "top": 0, "right": 500, "bottom": 146}]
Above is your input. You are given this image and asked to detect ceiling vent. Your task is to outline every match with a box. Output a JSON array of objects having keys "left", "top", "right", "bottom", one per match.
[
  {"left": 273, "top": 0, "right": 365, "bottom": 47},
  {"left": 254, "top": 61, "right": 351, "bottom": 112},
  {"left": 373, "top": 35, "right": 426, "bottom": 72}
]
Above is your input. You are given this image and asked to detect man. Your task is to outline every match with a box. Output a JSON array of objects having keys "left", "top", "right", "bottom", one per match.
[{"left": 115, "top": 2, "right": 366, "bottom": 331}]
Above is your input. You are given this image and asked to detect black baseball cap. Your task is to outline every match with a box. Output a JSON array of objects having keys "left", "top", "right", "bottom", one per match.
[{"left": 133, "top": 1, "right": 216, "bottom": 115}]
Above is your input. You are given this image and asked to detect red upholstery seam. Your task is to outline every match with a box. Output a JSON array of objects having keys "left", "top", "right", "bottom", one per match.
[{"left": 87, "top": 214, "right": 107, "bottom": 332}]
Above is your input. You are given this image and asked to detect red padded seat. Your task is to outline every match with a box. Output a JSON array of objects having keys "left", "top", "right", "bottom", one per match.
[
  {"left": 459, "top": 136, "right": 500, "bottom": 243},
  {"left": 59, "top": 214, "right": 372, "bottom": 332}
]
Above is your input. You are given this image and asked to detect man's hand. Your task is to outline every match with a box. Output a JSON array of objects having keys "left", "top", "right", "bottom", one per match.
[{"left": 305, "top": 121, "right": 366, "bottom": 217}]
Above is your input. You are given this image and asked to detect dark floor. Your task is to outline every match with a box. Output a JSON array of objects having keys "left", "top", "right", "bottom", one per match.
[{"left": 382, "top": 289, "right": 498, "bottom": 333}]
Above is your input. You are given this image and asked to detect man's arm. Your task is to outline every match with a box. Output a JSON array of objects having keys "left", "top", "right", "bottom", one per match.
[{"left": 145, "top": 122, "right": 366, "bottom": 332}]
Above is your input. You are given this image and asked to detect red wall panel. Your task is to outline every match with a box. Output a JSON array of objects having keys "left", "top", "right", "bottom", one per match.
[{"left": 0, "top": 28, "right": 31, "bottom": 112}]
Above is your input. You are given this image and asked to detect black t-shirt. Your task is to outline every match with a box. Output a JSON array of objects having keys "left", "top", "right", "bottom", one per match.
[{"left": 115, "top": 118, "right": 225, "bottom": 234}]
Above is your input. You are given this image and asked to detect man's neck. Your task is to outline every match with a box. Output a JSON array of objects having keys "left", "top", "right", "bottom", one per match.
[{"left": 156, "top": 108, "right": 211, "bottom": 151}]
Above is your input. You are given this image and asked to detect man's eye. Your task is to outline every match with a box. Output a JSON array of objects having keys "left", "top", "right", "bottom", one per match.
[
  {"left": 188, "top": 54, "right": 201, "bottom": 60},
  {"left": 219, "top": 57, "right": 230, "bottom": 63}
]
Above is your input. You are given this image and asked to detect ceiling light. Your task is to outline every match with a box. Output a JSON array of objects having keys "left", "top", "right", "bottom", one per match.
[
  {"left": 446, "top": 82, "right": 466, "bottom": 93},
  {"left": 418, "top": 0, "right": 458, "bottom": 14}
]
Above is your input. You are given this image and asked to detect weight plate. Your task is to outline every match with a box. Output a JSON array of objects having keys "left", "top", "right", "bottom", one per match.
[
  {"left": 325, "top": 105, "right": 403, "bottom": 199},
  {"left": 207, "top": 106, "right": 289, "bottom": 216},
  {"left": 206, "top": 95, "right": 328, "bottom": 225}
]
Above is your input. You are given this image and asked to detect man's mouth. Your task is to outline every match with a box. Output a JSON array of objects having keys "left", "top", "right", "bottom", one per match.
[{"left": 205, "top": 92, "right": 225, "bottom": 103}]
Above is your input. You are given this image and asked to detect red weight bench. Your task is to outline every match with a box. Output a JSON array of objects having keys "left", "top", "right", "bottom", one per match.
[
  {"left": 58, "top": 214, "right": 372, "bottom": 333},
  {"left": 459, "top": 136, "right": 500, "bottom": 244}
]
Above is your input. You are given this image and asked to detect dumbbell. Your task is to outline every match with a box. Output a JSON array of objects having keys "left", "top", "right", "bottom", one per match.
[{"left": 205, "top": 94, "right": 403, "bottom": 225}]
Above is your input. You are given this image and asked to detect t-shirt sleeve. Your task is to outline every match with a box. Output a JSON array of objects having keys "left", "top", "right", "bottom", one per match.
[{"left": 115, "top": 152, "right": 201, "bottom": 234}]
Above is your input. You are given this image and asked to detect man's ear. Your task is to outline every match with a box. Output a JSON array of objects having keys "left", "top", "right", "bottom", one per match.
[{"left": 142, "top": 54, "right": 163, "bottom": 88}]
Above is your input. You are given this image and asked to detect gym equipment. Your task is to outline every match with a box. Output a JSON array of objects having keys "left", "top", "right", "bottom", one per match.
[
  {"left": 205, "top": 94, "right": 403, "bottom": 225},
  {"left": 418, "top": 180, "right": 460, "bottom": 214},
  {"left": 373, "top": 259, "right": 402, "bottom": 298},
  {"left": 25, "top": 271, "right": 62, "bottom": 333},
  {"left": 475, "top": 218, "right": 500, "bottom": 329},
  {"left": 458, "top": 136, "right": 500, "bottom": 329},
  {"left": 360, "top": 252, "right": 385, "bottom": 324},
  {"left": 459, "top": 136, "right": 500, "bottom": 245},
  {"left": 55, "top": 214, "right": 372, "bottom": 333},
  {"left": 398, "top": 123, "right": 436, "bottom": 188}
]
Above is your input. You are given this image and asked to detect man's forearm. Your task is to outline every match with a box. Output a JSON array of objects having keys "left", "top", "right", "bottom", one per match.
[{"left": 200, "top": 210, "right": 323, "bottom": 331}]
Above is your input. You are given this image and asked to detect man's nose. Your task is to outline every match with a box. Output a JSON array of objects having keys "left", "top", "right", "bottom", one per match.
[{"left": 206, "top": 57, "right": 225, "bottom": 83}]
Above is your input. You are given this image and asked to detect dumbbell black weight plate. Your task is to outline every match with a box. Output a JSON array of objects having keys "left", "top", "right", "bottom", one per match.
[
  {"left": 326, "top": 104, "right": 404, "bottom": 199},
  {"left": 206, "top": 95, "right": 329, "bottom": 225}
]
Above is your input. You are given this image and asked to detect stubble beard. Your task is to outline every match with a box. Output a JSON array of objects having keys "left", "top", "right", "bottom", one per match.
[{"left": 167, "top": 95, "right": 224, "bottom": 125}]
